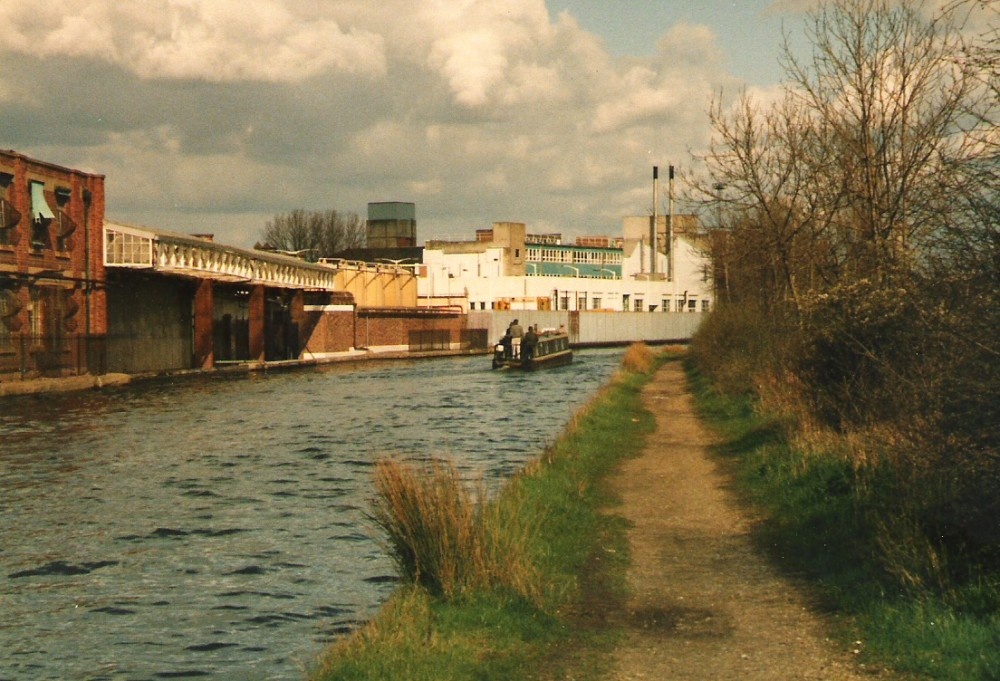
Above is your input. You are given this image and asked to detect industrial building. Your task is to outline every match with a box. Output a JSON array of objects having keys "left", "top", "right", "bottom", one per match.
[
  {"left": 421, "top": 218, "right": 714, "bottom": 314},
  {"left": 0, "top": 150, "right": 107, "bottom": 380}
]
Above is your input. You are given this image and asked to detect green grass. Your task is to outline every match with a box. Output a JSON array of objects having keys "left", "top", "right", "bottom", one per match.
[
  {"left": 684, "top": 357, "right": 1000, "bottom": 681},
  {"left": 308, "top": 349, "right": 665, "bottom": 681}
]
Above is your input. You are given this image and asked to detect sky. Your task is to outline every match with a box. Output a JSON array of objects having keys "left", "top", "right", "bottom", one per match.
[{"left": 1, "top": 0, "right": 814, "bottom": 247}]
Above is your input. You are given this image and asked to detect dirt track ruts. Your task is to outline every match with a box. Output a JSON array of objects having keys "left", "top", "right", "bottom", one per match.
[{"left": 607, "top": 361, "right": 892, "bottom": 680}]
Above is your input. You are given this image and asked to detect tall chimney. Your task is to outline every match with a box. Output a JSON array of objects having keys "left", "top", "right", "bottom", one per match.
[{"left": 651, "top": 166, "right": 659, "bottom": 277}]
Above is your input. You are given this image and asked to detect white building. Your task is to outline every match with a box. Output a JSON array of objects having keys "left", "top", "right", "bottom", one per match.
[{"left": 420, "top": 219, "right": 713, "bottom": 313}]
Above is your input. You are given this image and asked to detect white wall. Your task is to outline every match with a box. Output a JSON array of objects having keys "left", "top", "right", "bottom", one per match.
[
  {"left": 470, "top": 310, "right": 704, "bottom": 346},
  {"left": 421, "top": 233, "right": 713, "bottom": 314}
]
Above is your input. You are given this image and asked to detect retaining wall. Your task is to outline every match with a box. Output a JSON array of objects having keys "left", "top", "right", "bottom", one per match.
[{"left": 469, "top": 310, "right": 703, "bottom": 347}]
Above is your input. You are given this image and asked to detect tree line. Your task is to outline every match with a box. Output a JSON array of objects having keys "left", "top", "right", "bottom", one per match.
[{"left": 256, "top": 209, "right": 366, "bottom": 260}]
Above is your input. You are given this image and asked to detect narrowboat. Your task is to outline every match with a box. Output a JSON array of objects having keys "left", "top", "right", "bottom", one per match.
[{"left": 492, "top": 331, "right": 573, "bottom": 370}]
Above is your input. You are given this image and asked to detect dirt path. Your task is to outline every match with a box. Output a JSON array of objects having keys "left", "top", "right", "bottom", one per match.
[{"left": 608, "top": 362, "right": 886, "bottom": 680}]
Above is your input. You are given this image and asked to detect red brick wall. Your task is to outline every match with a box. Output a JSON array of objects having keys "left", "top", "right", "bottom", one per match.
[
  {"left": 301, "top": 310, "right": 355, "bottom": 354},
  {"left": 248, "top": 285, "right": 265, "bottom": 362},
  {"left": 0, "top": 150, "right": 106, "bottom": 377},
  {"left": 355, "top": 308, "right": 465, "bottom": 349},
  {"left": 193, "top": 280, "right": 214, "bottom": 369}
]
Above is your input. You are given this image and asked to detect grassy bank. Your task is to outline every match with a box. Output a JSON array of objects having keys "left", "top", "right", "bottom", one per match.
[
  {"left": 685, "top": 360, "right": 1000, "bottom": 680},
  {"left": 308, "top": 345, "right": 663, "bottom": 680}
]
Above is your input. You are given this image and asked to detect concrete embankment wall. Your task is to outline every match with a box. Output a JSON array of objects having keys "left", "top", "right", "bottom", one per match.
[{"left": 468, "top": 310, "right": 703, "bottom": 347}]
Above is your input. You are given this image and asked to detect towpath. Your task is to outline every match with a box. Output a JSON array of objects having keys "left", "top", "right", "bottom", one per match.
[{"left": 607, "top": 360, "right": 890, "bottom": 680}]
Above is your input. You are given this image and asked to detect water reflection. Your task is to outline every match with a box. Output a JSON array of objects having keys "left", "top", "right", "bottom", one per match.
[{"left": 0, "top": 349, "right": 624, "bottom": 680}]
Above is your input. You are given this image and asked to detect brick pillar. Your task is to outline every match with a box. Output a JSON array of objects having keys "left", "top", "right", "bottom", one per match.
[
  {"left": 248, "top": 285, "right": 265, "bottom": 362},
  {"left": 193, "top": 279, "right": 214, "bottom": 369},
  {"left": 289, "top": 290, "right": 304, "bottom": 359}
]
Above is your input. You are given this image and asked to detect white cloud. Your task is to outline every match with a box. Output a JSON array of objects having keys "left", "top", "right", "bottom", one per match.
[
  {"left": 2, "top": 1, "right": 736, "bottom": 246},
  {"left": 0, "top": 0, "right": 386, "bottom": 82}
]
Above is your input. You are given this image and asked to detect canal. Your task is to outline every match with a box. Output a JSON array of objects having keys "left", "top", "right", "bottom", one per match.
[{"left": 0, "top": 348, "right": 626, "bottom": 680}]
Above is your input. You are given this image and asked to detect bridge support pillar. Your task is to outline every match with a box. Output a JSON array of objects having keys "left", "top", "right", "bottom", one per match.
[
  {"left": 193, "top": 279, "right": 214, "bottom": 369},
  {"left": 249, "top": 285, "right": 265, "bottom": 363}
]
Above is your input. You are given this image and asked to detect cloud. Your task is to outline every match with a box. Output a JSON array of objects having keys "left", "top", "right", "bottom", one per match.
[
  {"left": 0, "top": 0, "right": 387, "bottom": 82},
  {"left": 1, "top": 1, "right": 735, "bottom": 246}
]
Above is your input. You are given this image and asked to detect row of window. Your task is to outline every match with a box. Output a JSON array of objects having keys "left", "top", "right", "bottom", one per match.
[
  {"left": 470, "top": 298, "right": 712, "bottom": 312},
  {"left": 526, "top": 247, "right": 622, "bottom": 265},
  {"left": 0, "top": 286, "right": 68, "bottom": 349}
]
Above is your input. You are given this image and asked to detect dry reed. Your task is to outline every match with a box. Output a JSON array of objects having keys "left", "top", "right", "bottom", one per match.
[
  {"left": 621, "top": 342, "right": 655, "bottom": 374},
  {"left": 370, "top": 459, "right": 541, "bottom": 602}
]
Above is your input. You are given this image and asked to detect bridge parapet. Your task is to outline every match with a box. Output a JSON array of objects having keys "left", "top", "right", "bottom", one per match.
[{"left": 104, "top": 222, "right": 339, "bottom": 290}]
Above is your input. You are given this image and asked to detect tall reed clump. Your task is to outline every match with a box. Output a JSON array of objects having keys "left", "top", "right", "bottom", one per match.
[
  {"left": 369, "top": 458, "right": 541, "bottom": 603},
  {"left": 620, "top": 342, "right": 654, "bottom": 374}
]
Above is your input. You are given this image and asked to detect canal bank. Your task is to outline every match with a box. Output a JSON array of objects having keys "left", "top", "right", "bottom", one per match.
[
  {"left": 308, "top": 351, "right": 886, "bottom": 680},
  {"left": 307, "top": 345, "right": 658, "bottom": 680},
  {"left": 1, "top": 349, "right": 627, "bottom": 680},
  {"left": 0, "top": 347, "right": 485, "bottom": 398},
  {"left": 0, "top": 311, "right": 696, "bottom": 398}
]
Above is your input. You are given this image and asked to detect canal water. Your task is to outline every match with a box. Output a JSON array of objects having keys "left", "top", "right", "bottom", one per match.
[{"left": 0, "top": 348, "right": 625, "bottom": 680}]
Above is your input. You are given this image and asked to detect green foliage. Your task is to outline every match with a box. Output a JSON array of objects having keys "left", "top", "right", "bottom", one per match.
[
  {"left": 796, "top": 278, "right": 925, "bottom": 427},
  {"left": 686, "top": 352, "right": 1000, "bottom": 681},
  {"left": 309, "top": 589, "right": 566, "bottom": 681},
  {"left": 686, "top": 301, "right": 792, "bottom": 397}
]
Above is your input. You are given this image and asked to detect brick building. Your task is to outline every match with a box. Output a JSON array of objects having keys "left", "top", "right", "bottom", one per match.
[{"left": 0, "top": 150, "right": 106, "bottom": 379}]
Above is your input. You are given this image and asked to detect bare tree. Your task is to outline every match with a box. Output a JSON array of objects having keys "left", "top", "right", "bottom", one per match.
[
  {"left": 693, "top": 0, "right": 1000, "bottom": 571},
  {"left": 786, "top": 0, "right": 993, "bottom": 279},
  {"left": 258, "top": 209, "right": 366, "bottom": 260},
  {"left": 697, "top": 0, "right": 995, "bottom": 301}
]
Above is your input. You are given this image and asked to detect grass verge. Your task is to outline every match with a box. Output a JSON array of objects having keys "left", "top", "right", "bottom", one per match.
[
  {"left": 308, "top": 346, "right": 665, "bottom": 681},
  {"left": 684, "top": 358, "right": 1000, "bottom": 681}
]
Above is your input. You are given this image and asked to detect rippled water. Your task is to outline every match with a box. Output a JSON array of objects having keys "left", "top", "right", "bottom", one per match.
[{"left": 0, "top": 349, "right": 625, "bottom": 680}]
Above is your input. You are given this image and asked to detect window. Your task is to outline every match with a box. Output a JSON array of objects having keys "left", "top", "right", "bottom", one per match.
[
  {"left": 0, "top": 287, "right": 14, "bottom": 348},
  {"left": 0, "top": 172, "right": 18, "bottom": 247},
  {"left": 54, "top": 187, "right": 75, "bottom": 253},
  {"left": 591, "top": 297, "right": 601, "bottom": 309},
  {"left": 28, "top": 287, "right": 43, "bottom": 344},
  {"left": 634, "top": 299, "right": 643, "bottom": 312},
  {"left": 676, "top": 300, "right": 685, "bottom": 312},
  {"left": 662, "top": 299, "right": 669, "bottom": 311},
  {"left": 622, "top": 294, "right": 630, "bottom": 310},
  {"left": 104, "top": 227, "right": 153, "bottom": 266},
  {"left": 688, "top": 299, "right": 697, "bottom": 311},
  {"left": 702, "top": 300, "right": 711, "bottom": 312},
  {"left": 559, "top": 295, "right": 569, "bottom": 310},
  {"left": 30, "top": 181, "right": 54, "bottom": 250},
  {"left": 577, "top": 296, "right": 586, "bottom": 310},
  {"left": 480, "top": 301, "right": 486, "bottom": 310}
]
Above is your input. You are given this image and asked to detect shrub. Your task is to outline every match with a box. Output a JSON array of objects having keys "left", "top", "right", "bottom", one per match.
[
  {"left": 620, "top": 342, "right": 654, "bottom": 374},
  {"left": 369, "top": 459, "right": 541, "bottom": 603}
]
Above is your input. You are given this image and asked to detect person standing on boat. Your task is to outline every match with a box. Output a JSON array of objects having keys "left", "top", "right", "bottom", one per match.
[
  {"left": 500, "top": 328, "right": 513, "bottom": 360},
  {"left": 508, "top": 319, "right": 524, "bottom": 359},
  {"left": 522, "top": 325, "right": 539, "bottom": 361}
]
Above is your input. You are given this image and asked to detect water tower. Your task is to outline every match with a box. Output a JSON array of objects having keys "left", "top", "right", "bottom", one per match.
[{"left": 366, "top": 202, "right": 416, "bottom": 248}]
